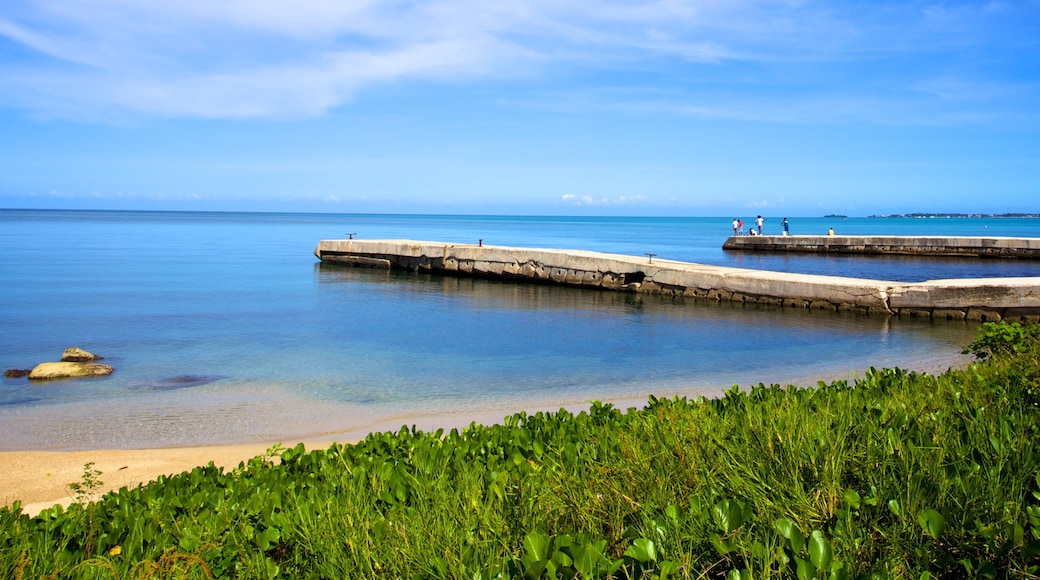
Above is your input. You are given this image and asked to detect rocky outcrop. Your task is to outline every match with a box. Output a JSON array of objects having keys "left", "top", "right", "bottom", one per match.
[
  {"left": 61, "top": 347, "right": 104, "bottom": 362},
  {"left": 11, "top": 347, "right": 114, "bottom": 381},
  {"left": 29, "top": 361, "right": 114, "bottom": 381}
]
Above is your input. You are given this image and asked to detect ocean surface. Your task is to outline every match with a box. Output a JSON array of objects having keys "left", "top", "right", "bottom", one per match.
[{"left": 2, "top": 210, "right": 1038, "bottom": 450}]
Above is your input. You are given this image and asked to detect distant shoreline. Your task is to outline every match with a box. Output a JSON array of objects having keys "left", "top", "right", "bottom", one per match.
[{"left": 867, "top": 213, "right": 1040, "bottom": 219}]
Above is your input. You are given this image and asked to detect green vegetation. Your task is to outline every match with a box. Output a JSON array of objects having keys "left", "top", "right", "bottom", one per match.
[{"left": 2, "top": 321, "right": 1040, "bottom": 578}]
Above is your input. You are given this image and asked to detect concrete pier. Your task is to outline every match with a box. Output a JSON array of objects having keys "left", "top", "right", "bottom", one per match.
[
  {"left": 723, "top": 235, "right": 1040, "bottom": 259},
  {"left": 315, "top": 239, "right": 1040, "bottom": 322}
]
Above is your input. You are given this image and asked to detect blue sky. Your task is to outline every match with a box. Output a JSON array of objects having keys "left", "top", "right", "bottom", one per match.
[{"left": 1, "top": 1, "right": 1038, "bottom": 216}]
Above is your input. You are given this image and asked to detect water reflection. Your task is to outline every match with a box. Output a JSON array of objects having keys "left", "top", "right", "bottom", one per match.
[
  {"left": 314, "top": 262, "right": 979, "bottom": 398},
  {"left": 316, "top": 262, "right": 977, "bottom": 336}
]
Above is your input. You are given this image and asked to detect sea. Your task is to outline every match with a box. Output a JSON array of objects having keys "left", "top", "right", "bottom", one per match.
[{"left": 2, "top": 210, "right": 1038, "bottom": 451}]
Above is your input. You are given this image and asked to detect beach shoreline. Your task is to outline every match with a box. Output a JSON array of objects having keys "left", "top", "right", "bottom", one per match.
[{"left": 0, "top": 351, "right": 971, "bottom": 517}]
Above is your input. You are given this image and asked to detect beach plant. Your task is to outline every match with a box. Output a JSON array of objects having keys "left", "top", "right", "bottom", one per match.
[
  {"left": 68, "top": 461, "right": 104, "bottom": 505},
  {"left": 1, "top": 320, "right": 1039, "bottom": 578},
  {"left": 962, "top": 320, "right": 1040, "bottom": 360}
]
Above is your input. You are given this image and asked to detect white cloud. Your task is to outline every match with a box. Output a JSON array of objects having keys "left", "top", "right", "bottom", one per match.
[
  {"left": 0, "top": 18, "right": 96, "bottom": 66},
  {"left": 0, "top": 0, "right": 1035, "bottom": 123},
  {"left": 561, "top": 193, "right": 651, "bottom": 206},
  {"left": 562, "top": 194, "right": 597, "bottom": 205},
  {"left": 0, "top": 0, "right": 530, "bottom": 118}
]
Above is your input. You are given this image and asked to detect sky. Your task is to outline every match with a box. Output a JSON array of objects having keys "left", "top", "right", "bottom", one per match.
[{"left": 0, "top": 1, "right": 1038, "bottom": 217}]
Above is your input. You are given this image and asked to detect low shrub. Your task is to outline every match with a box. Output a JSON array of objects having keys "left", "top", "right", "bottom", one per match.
[{"left": 2, "top": 322, "right": 1039, "bottom": 578}]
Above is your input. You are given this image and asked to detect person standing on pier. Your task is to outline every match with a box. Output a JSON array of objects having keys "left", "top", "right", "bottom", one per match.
[
  {"left": 755, "top": 215, "right": 765, "bottom": 234},
  {"left": 782, "top": 217, "right": 789, "bottom": 236},
  {"left": 732, "top": 218, "right": 739, "bottom": 235}
]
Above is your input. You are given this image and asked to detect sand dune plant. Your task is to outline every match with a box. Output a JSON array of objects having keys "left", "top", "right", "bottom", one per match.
[{"left": 1, "top": 322, "right": 1039, "bottom": 578}]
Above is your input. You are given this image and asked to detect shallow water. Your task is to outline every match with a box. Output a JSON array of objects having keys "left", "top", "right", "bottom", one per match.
[{"left": 0, "top": 210, "right": 1032, "bottom": 450}]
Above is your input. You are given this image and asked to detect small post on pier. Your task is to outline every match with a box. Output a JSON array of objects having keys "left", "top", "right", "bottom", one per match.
[
  {"left": 346, "top": 232, "right": 356, "bottom": 240},
  {"left": 645, "top": 253, "right": 656, "bottom": 264}
]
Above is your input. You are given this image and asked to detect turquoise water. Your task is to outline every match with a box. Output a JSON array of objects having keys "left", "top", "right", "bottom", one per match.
[{"left": 1, "top": 210, "right": 1036, "bottom": 450}]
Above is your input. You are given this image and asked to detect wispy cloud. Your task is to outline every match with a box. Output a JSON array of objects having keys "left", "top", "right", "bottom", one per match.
[
  {"left": 561, "top": 193, "right": 650, "bottom": 206},
  {"left": 745, "top": 198, "right": 783, "bottom": 210},
  {"left": 1, "top": 0, "right": 1036, "bottom": 122}
]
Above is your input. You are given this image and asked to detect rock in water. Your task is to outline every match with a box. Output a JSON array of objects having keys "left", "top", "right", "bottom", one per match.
[
  {"left": 29, "top": 362, "right": 114, "bottom": 380},
  {"left": 61, "top": 347, "right": 104, "bottom": 362}
]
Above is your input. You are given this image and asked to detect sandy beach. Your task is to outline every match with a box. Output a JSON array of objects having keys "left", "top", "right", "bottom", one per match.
[
  {"left": 0, "top": 351, "right": 972, "bottom": 519},
  {"left": 0, "top": 405, "right": 583, "bottom": 517},
  {"left": 0, "top": 442, "right": 320, "bottom": 517},
  {"left": 0, "top": 393, "right": 675, "bottom": 517}
]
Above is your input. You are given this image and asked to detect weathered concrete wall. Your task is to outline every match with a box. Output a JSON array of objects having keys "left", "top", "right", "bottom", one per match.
[
  {"left": 315, "top": 239, "right": 1040, "bottom": 322},
  {"left": 723, "top": 235, "right": 1040, "bottom": 258}
]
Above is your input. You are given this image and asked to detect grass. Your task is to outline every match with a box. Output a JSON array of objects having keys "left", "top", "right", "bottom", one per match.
[{"left": 1, "top": 321, "right": 1039, "bottom": 578}]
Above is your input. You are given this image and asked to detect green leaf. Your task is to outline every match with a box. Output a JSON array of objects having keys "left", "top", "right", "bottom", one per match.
[
  {"left": 918, "top": 509, "right": 946, "bottom": 539},
  {"left": 552, "top": 550, "right": 573, "bottom": 568},
  {"left": 775, "top": 518, "right": 806, "bottom": 553},
  {"left": 864, "top": 486, "right": 880, "bottom": 507},
  {"left": 888, "top": 499, "right": 903, "bottom": 518},
  {"left": 710, "top": 532, "right": 736, "bottom": 556},
  {"left": 665, "top": 503, "right": 683, "bottom": 525},
  {"left": 795, "top": 556, "right": 817, "bottom": 580},
  {"left": 523, "top": 531, "right": 550, "bottom": 563},
  {"left": 371, "top": 517, "right": 388, "bottom": 540},
  {"left": 1012, "top": 522, "right": 1025, "bottom": 547},
  {"left": 520, "top": 534, "right": 550, "bottom": 580},
  {"left": 842, "top": 489, "right": 861, "bottom": 510},
  {"left": 808, "top": 531, "right": 833, "bottom": 571},
  {"left": 1026, "top": 505, "right": 1040, "bottom": 529},
  {"left": 977, "top": 561, "right": 998, "bottom": 579},
  {"left": 178, "top": 532, "right": 201, "bottom": 553},
  {"left": 713, "top": 499, "right": 746, "bottom": 534},
  {"left": 750, "top": 540, "right": 768, "bottom": 560},
  {"left": 572, "top": 542, "right": 602, "bottom": 575},
  {"left": 659, "top": 560, "right": 681, "bottom": 577},
  {"left": 623, "top": 538, "right": 656, "bottom": 563},
  {"left": 257, "top": 527, "right": 280, "bottom": 551}
]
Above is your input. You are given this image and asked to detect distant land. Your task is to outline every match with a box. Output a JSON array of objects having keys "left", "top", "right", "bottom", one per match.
[
  {"left": 823, "top": 214, "right": 848, "bottom": 218},
  {"left": 867, "top": 213, "right": 1040, "bottom": 219}
]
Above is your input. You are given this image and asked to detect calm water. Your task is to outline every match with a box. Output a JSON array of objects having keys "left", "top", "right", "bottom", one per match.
[{"left": 1, "top": 210, "right": 1037, "bottom": 450}]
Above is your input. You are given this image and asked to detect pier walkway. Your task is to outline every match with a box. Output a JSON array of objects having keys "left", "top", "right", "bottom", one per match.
[
  {"left": 723, "top": 235, "right": 1040, "bottom": 259},
  {"left": 315, "top": 239, "right": 1040, "bottom": 322}
]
